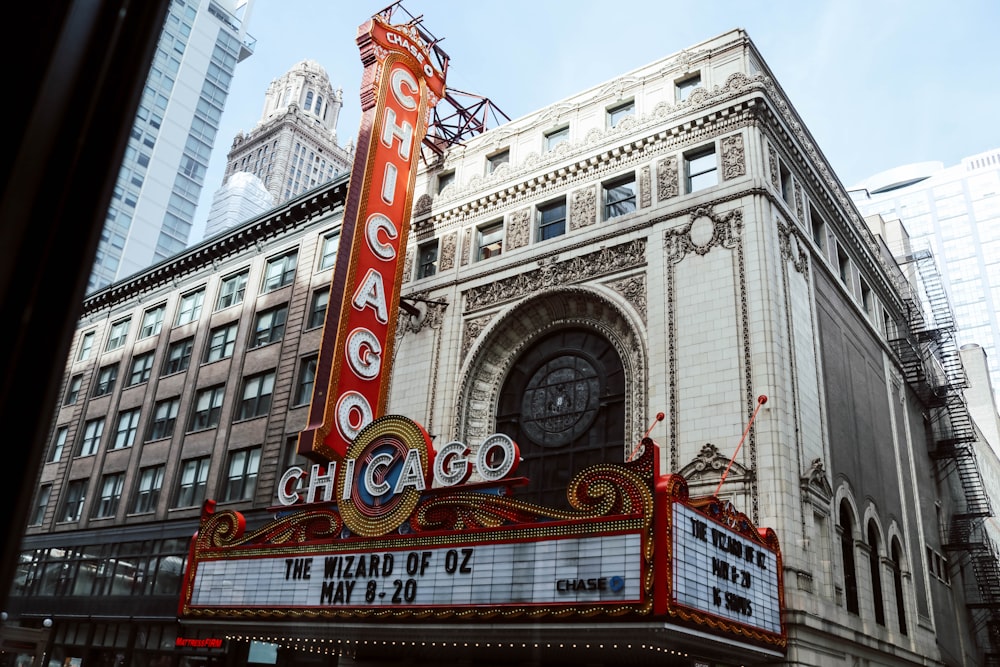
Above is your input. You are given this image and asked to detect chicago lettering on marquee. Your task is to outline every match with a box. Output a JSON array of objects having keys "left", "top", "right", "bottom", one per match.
[{"left": 298, "top": 14, "right": 447, "bottom": 462}]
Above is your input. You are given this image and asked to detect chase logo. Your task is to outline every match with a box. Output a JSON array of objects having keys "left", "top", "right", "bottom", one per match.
[{"left": 555, "top": 575, "right": 625, "bottom": 593}]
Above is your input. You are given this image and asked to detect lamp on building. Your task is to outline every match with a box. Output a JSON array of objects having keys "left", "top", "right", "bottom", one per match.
[{"left": 42, "top": 619, "right": 52, "bottom": 628}]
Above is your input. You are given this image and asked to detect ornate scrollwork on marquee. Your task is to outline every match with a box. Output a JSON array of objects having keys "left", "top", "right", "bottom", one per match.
[{"left": 196, "top": 508, "right": 344, "bottom": 550}]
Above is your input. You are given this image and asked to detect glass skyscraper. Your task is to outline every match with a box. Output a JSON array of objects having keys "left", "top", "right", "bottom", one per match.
[
  {"left": 88, "top": 0, "right": 255, "bottom": 293},
  {"left": 851, "top": 148, "right": 1000, "bottom": 406}
]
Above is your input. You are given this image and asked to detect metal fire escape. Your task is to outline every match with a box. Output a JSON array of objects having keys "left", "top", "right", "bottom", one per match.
[{"left": 888, "top": 247, "right": 1000, "bottom": 663}]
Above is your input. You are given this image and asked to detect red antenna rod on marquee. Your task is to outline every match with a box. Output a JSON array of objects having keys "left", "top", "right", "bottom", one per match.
[
  {"left": 714, "top": 395, "right": 768, "bottom": 497},
  {"left": 628, "top": 411, "right": 665, "bottom": 462}
]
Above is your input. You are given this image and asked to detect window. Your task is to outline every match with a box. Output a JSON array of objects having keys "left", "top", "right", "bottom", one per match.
[
  {"left": 537, "top": 199, "right": 567, "bottom": 241},
  {"left": 140, "top": 304, "right": 166, "bottom": 338},
  {"left": 685, "top": 146, "right": 718, "bottom": 193},
  {"left": 307, "top": 288, "right": 329, "bottom": 329},
  {"left": 544, "top": 126, "right": 569, "bottom": 151},
  {"left": 112, "top": 408, "right": 141, "bottom": 449},
  {"left": 64, "top": 375, "right": 83, "bottom": 405},
  {"left": 607, "top": 100, "right": 634, "bottom": 128},
  {"left": 190, "top": 384, "right": 225, "bottom": 431},
  {"left": 223, "top": 447, "right": 262, "bottom": 502},
  {"left": 262, "top": 251, "right": 297, "bottom": 292},
  {"left": 204, "top": 322, "right": 238, "bottom": 363},
  {"left": 147, "top": 397, "right": 180, "bottom": 441},
  {"left": 175, "top": 288, "right": 205, "bottom": 325},
  {"left": 868, "top": 522, "right": 886, "bottom": 626},
  {"left": 486, "top": 149, "right": 509, "bottom": 174},
  {"left": 417, "top": 241, "right": 438, "bottom": 279},
  {"left": 162, "top": 337, "right": 194, "bottom": 375},
  {"left": 437, "top": 170, "right": 455, "bottom": 194},
  {"left": 216, "top": 270, "right": 249, "bottom": 310},
  {"left": 603, "top": 174, "right": 637, "bottom": 220},
  {"left": 77, "top": 331, "right": 95, "bottom": 361},
  {"left": 174, "top": 457, "right": 210, "bottom": 508},
  {"left": 477, "top": 220, "right": 504, "bottom": 260},
  {"left": 60, "top": 479, "right": 88, "bottom": 522},
  {"left": 675, "top": 73, "right": 701, "bottom": 102},
  {"left": 810, "top": 204, "right": 827, "bottom": 252},
  {"left": 860, "top": 278, "right": 874, "bottom": 317},
  {"left": 93, "top": 472, "right": 125, "bottom": 519},
  {"left": 78, "top": 417, "right": 104, "bottom": 456},
  {"left": 318, "top": 232, "right": 339, "bottom": 270},
  {"left": 92, "top": 364, "right": 118, "bottom": 397},
  {"left": 837, "top": 244, "right": 852, "bottom": 287},
  {"left": 237, "top": 371, "right": 275, "bottom": 420},
  {"left": 294, "top": 355, "right": 318, "bottom": 406},
  {"left": 839, "top": 502, "right": 859, "bottom": 615},
  {"left": 250, "top": 304, "right": 288, "bottom": 348},
  {"left": 891, "top": 539, "right": 908, "bottom": 635},
  {"left": 779, "top": 160, "right": 793, "bottom": 206},
  {"left": 49, "top": 427, "right": 68, "bottom": 463},
  {"left": 127, "top": 351, "right": 155, "bottom": 386},
  {"left": 105, "top": 318, "right": 130, "bottom": 351},
  {"left": 132, "top": 465, "right": 165, "bottom": 514},
  {"left": 30, "top": 484, "right": 51, "bottom": 525}
]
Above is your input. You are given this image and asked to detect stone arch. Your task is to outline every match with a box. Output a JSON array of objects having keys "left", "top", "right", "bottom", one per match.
[{"left": 454, "top": 285, "right": 647, "bottom": 455}]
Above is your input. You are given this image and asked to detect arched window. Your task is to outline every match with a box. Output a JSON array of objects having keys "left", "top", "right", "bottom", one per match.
[
  {"left": 891, "top": 538, "right": 907, "bottom": 635},
  {"left": 868, "top": 521, "right": 885, "bottom": 625},
  {"left": 304, "top": 91, "right": 314, "bottom": 112},
  {"left": 495, "top": 327, "right": 626, "bottom": 509},
  {"left": 315, "top": 95, "right": 323, "bottom": 117},
  {"left": 839, "top": 501, "right": 859, "bottom": 614}
]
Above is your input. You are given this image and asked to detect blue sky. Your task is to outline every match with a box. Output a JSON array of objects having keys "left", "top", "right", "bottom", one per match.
[{"left": 193, "top": 0, "right": 1000, "bottom": 240}]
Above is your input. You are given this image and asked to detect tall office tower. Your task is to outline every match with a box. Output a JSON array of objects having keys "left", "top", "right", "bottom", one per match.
[
  {"left": 87, "top": 0, "right": 255, "bottom": 294},
  {"left": 208, "top": 59, "right": 353, "bottom": 235},
  {"left": 202, "top": 171, "right": 274, "bottom": 238},
  {"left": 850, "top": 149, "right": 1000, "bottom": 408}
]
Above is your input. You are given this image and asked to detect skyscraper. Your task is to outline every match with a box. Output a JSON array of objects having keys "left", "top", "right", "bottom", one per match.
[
  {"left": 87, "top": 0, "right": 255, "bottom": 293},
  {"left": 204, "top": 59, "right": 353, "bottom": 238},
  {"left": 850, "top": 149, "right": 1000, "bottom": 408}
]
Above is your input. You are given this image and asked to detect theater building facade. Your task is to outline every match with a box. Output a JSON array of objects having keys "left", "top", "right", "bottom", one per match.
[{"left": 6, "top": 25, "right": 991, "bottom": 667}]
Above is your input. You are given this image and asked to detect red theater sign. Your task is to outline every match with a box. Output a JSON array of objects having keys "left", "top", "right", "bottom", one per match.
[{"left": 299, "top": 14, "right": 447, "bottom": 462}]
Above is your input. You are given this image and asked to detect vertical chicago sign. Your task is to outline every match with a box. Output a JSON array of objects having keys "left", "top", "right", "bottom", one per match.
[{"left": 299, "top": 14, "right": 447, "bottom": 462}]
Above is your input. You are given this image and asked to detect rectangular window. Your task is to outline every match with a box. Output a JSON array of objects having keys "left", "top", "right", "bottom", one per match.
[
  {"left": 307, "top": 288, "right": 329, "bottom": 329},
  {"left": 105, "top": 318, "right": 131, "bottom": 351},
  {"left": 132, "top": 465, "right": 165, "bottom": 514},
  {"left": 779, "top": 160, "right": 793, "bottom": 206},
  {"left": 127, "top": 351, "right": 155, "bottom": 386},
  {"left": 190, "top": 384, "right": 225, "bottom": 431},
  {"left": 223, "top": 446, "right": 262, "bottom": 502},
  {"left": 860, "top": 278, "right": 874, "bottom": 317},
  {"left": 237, "top": 370, "right": 276, "bottom": 420},
  {"left": 49, "top": 426, "right": 68, "bottom": 463},
  {"left": 175, "top": 288, "right": 205, "bottom": 325},
  {"left": 140, "top": 304, "right": 166, "bottom": 338},
  {"left": 318, "top": 231, "right": 340, "bottom": 270},
  {"left": 437, "top": 170, "right": 455, "bottom": 194},
  {"left": 204, "top": 322, "right": 238, "bottom": 363},
  {"left": 174, "top": 457, "right": 210, "bottom": 508},
  {"left": 64, "top": 374, "right": 83, "bottom": 405},
  {"left": 486, "top": 149, "right": 510, "bottom": 175},
  {"left": 92, "top": 364, "right": 119, "bottom": 397},
  {"left": 544, "top": 126, "right": 569, "bottom": 151},
  {"left": 30, "top": 484, "right": 51, "bottom": 525},
  {"left": 810, "top": 204, "right": 827, "bottom": 252},
  {"left": 77, "top": 331, "right": 95, "bottom": 361},
  {"left": 294, "top": 355, "right": 318, "bottom": 406},
  {"left": 675, "top": 73, "right": 701, "bottom": 102},
  {"left": 250, "top": 304, "right": 288, "bottom": 348},
  {"left": 93, "top": 472, "right": 124, "bottom": 519},
  {"left": 537, "top": 199, "right": 567, "bottom": 241},
  {"left": 60, "top": 479, "right": 88, "bottom": 522},
  {"left": 685, "top": 146, "right": 718, "bottom": 193},
  {"left": 113, "top": 408, "right": 141, "bottom": 449},
  {"left": 417, "top": 241, "right": 438, "bottom": 279},
  {"left": 603, "top": 174, "right": 637, "bottom": 220},
  {"left": 477, "top": 221, "right": 504, "bottom": 261},
  {"left": 78, "top": 418, "right": 104, "bottom": 456},
  {"left": 147, "top": 397, "right": 180, "bottom": 441},
  {"left": 215, "top": 270, "right": 249, "bottom": 310},
  {"left": 837, "top": 244, "right": 852, "bottom": 287},
  {"left": 162, "top": 337, "right": 194, "bottom": 375},
  {"left": 262, "top": 251, "right": 298, "bottom": 292},
  {"left": 607, "top": 100, "right": 634, "bottom": 128}
]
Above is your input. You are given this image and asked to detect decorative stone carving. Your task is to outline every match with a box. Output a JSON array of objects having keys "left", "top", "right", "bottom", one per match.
[
  {"left": 464, "top": 238, "right": 646, "bottom": 312},
  {"left": 768, "top": 143, "right": 779, "bottom": 190},
  {"left": 570, "top": 186, "right": 596, "bottom": 231},
  {"left": 460, "top": 228, "right": 471, "bottom": 267},
  {"left": 397, "top": 293, "right": 449, "bottom": 338},
  {"left": 678, "top": 443, "right": 751, "bottom": 481},
  {"left": 402, "top": 247, "right": 413, "bottom": 283},
  {"left": 656, "top": 156, "right": 679, "bottom": 201},
  {"left": 800, "top": 458, "right": 833, "bottom": 506},
  {"left": 413, "top": 193, "right": 432, "bottom": 217},
  {"left": 721, "top": 134, "right": 746, "bottom": 180},
  {"left": 507, "top": 208, "right": 530, "bottom": 250},
  {"left": 439, "top": 232, "right": 457, "bottom": 272},
  {"left": 794, "top": 181, "right": 804, "bottom": 222},
  {"left": 461, "top": 313, "right": 495, "bottom": 360},
  {"left": 639, "top": 165, "right": 652, "bottom": 208},
  {"left": 777, "top": 219, "right": 809, "bottom": 276},
  {"left": 606, "top": 274, "right": 647, "bottom": 324},
  {"left": 664, "top": 206, "right": 743, "bottom": 261}
]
